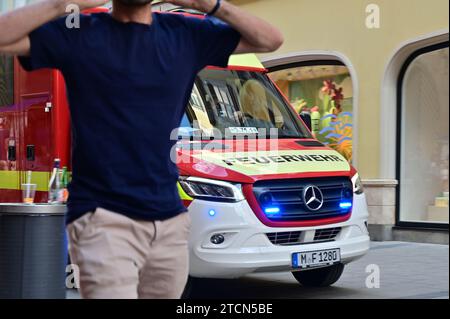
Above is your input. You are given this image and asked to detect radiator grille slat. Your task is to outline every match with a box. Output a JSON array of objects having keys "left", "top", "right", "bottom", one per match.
[
  {"left": 314, "top": 227, "right": 342, "bottom": 242},
  {"left": 266, "top": 227, "right": 342, "bottom": 246}
]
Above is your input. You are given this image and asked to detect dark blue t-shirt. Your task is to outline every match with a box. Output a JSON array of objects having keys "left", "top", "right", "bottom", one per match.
[{"left": 19, "top": 12, "right": 241, "bottom": 224}]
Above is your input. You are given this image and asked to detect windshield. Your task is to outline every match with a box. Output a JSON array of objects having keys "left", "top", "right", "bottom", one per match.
[{"left": 180, "top": 69, "right": 312, "bottom": 140}]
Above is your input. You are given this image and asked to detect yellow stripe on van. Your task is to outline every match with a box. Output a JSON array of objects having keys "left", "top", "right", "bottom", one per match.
[
  {"left": 229, "top": 54, "right": 265, "bottom": 69},
  {"left": 177, "top": 182, "right": 193, "bottom": 201},
  {"left": 0, "top": 171, "right": 20, "bottom": 190},
  {"left": 192, "top": 150, "right": 350, "bottom": 176},
  {"left": 0, "top": 171, "right": 51, "bottom": 192},
  {"left": 26, "top": 172, "right": 51, "bottom": 192}
]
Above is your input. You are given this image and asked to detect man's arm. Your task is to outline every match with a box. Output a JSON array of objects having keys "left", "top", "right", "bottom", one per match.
[
  {"left": 164, "top": 0, "right": 284, "bottom": 54},
  {"left": 0, "top": 0, "right": 108, "bottom": 56}
]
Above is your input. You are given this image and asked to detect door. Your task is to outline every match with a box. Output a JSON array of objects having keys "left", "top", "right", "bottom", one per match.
[{"left": 16, "top": 61, "right": 54, "bottom": 203}]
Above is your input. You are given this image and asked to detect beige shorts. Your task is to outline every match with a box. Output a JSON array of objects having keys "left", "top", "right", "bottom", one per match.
[{"left": 66, "top": 207, "right": 191, "bottom": 299}]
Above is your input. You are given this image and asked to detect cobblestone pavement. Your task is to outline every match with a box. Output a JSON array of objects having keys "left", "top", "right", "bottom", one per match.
[{"left": 66, "top": 241, "right": 449, "bottom": 299}]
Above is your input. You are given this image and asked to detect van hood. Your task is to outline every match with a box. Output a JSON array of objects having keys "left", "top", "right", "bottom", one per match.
[{"left": 177, "top": 139, "right": 351, "bottom": 183}]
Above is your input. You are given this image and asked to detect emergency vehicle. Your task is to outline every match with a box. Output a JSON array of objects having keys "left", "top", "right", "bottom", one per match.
[{"left": 0, "top": 8, "right": 370, "bottom": 288}]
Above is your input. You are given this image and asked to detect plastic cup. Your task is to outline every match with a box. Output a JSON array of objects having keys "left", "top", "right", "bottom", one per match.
[{"left": 22, "top": 183, "right": 37, "bottom": 204}]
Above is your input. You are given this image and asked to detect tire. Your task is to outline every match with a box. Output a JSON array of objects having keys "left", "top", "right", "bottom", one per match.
[{"left": 292, "top": 263, "right": 345, "bottom": 287}]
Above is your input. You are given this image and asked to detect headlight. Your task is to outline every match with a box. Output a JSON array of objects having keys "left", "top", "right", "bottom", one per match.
[
  {"left": 352, "top": 173, "right": 364, "bottom": 195},
  {"left": 179, "top": 177, "right": 245, "bottom": 202}
]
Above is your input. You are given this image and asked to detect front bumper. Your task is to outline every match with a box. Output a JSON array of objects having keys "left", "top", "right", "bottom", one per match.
[{"left": 188, "top": 193, "right": 370, "bottom": 279}]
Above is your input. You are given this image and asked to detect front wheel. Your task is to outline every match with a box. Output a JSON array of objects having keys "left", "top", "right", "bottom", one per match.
[{"left": 292, "top": 263, "right": 345, "bottom": 287}]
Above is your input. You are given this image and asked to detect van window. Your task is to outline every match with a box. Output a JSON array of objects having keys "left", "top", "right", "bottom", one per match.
[
  {"left": 182, "top": 69, "right": 311, "bottom": 139},
  {"left": 0, "top": 56, "right": 14, "bottom": 107}
]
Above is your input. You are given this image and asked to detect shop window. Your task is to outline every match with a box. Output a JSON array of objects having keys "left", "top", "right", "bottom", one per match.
[
  {"left": 0, "top": 56, "right": 14, "bottom": 107},
  {"left": 268, "top": 62, "right": 354, "bottom": 162},
  {"left": 398, "top": 43, "right": 449, "bottom": 226}
]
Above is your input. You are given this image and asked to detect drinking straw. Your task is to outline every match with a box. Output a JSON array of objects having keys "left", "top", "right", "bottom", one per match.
[
  {"left": 26, "top": 170, "right": 32, "bottom": 184},
  {"left": 25, "top": 170, "right": 32, "bottom": 200}
]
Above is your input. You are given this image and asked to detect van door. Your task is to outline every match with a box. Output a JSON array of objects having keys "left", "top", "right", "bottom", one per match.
[
  {"left": 16, "top": 63, "right": 54, "bottom": 203},
  {"left": 0, "top": 56, "right": 19, "bottom": 202}
]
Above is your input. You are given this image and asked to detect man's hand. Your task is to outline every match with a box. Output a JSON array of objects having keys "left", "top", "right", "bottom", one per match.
[
  {"left": 163, "top": 0, "right": 217, "bottom": 13},
  {"left": 0, "top": 0, "right": 108, "bottom": 56},
  {"left": 163, "top": 0, "right": 284, "bottom": 54},
  {"left": 70, "top": 0, "right": 110, "bottom": 10}
]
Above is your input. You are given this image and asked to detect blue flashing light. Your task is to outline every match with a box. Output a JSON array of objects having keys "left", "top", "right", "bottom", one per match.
[
  {"left": 264, "top": 207, "right": 281, "bottom": 215},
  {"left": 339, "top": 202, "right": 353, "bottom": 209},
  {"left": 208, "top": 209, "right": 217, "bottom": 217}
]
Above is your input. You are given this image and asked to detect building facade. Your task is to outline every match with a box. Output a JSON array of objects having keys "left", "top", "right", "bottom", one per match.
[{"left": 225, "top": 0, "right": 448, "bottom": 242}]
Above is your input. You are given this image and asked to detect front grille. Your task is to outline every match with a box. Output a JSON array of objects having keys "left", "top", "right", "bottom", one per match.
[
  {"left": 314, "top": 227, "right": 342, "bottom": 242},
  {"left": 266, "top": 231, "right": 302, "bottom": 246},
  {"left": 253, "top": 177, "right": 353, "bottom": 222},
  {"left": 266, "top": 227, "right": 342, "bottom": 246}
]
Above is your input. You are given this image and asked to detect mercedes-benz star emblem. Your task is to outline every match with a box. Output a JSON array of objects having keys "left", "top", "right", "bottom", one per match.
[{"left": 303, "top": 185, "right": 324, "bottom": 211}]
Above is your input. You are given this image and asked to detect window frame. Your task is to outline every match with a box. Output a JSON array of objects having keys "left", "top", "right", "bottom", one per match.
[
  {"left": 268, "top": 60, "right": 345, "bottom": 73},
  {"left": 395, "top": 41, "right": 450, "bottom": 229}
]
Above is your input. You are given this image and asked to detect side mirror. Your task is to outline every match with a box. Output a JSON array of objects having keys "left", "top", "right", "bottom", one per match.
[{"left": 300, "top": 112, "right": 312, "bottom": 131}]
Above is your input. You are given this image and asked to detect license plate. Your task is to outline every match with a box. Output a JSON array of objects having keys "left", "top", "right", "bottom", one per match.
[{"left": 292, "top": 248, "right": 341, "bottom": 269}]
